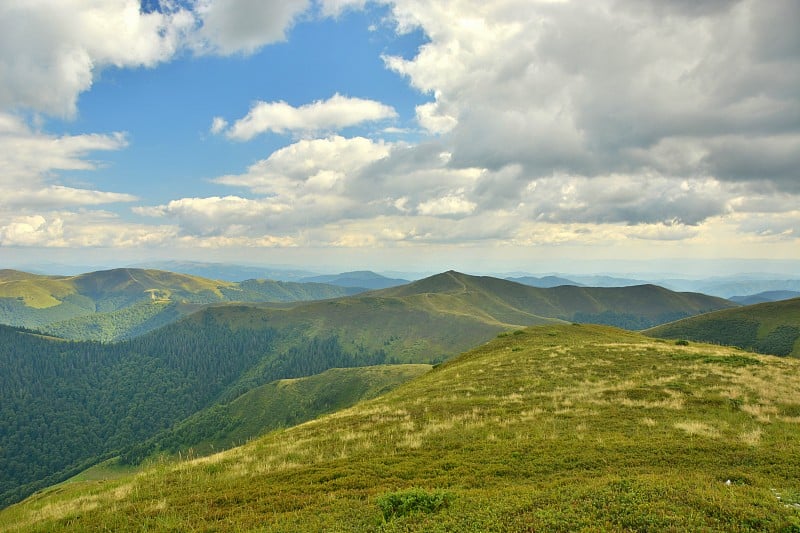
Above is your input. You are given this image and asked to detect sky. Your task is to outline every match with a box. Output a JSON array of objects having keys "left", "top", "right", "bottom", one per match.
[{"left": 0, "top": 0, "right": 798, "bottom": 276}]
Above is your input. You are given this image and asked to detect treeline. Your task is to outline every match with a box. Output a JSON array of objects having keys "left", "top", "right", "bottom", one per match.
[
  {"left": 571, "top": 311, "right": 691, "bottom": 330},
  {"left": 651, "top": 317, "right": 800, "bottom": 357},
  {"left": 119, "top": 335, "right": 388, "bottom": 465},
  {"left": 0, "top": 317, "right": 391, "bottom": 508}
]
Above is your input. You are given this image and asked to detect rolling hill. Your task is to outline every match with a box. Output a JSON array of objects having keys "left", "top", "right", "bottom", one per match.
[
  {"left": 0, "top": 270, "right": 738, "bottom": 508},
  {"left": 376, "top": 271, "right": 736, "bottom": 330},
  {"left": 730, "top": 290, "right": 800, "bottom": 305},
  {"left": 0, "top": 268, "right": 362, "bottom": 341},
  {"left": 505, "top": 275, "right": 582, "bottom": 288},
  {"left": 645, "top": 297, "right": 800, "bottom": 357},
  {"left": 3, "top": 324, "right": 799, "bottom": 531},
  {"left": 300, "top": 270, "right": 410, "bottom": 289}
]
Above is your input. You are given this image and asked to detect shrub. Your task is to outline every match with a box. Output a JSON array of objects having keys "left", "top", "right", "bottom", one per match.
[{"left": 376, "top": 488, "right": 454, "bottom": 520}]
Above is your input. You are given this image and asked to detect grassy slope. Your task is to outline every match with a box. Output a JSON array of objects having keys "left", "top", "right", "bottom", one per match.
[
  {"left": 381, "top": 271, "right": 735, "bottom": 324},
  {"left": 128, "top": 364, "right": 432, "bottom": 459},
  {"left": 646, "top": 297, "right": 800, "bottom": 357},
  {"left": 4, "top": 325, "right": 799, "bottom": 531}
]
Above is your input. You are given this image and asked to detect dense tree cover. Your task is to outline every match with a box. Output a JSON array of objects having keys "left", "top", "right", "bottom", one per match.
[
  {"left": 754, "top": 325, "right": 800, "bottom": 356},
  {"left": 0, "top": 319, "right": 278, "bottom": 507},
  {"left": 571, "top": 311, "right": 691, "bottom": 330},
  {"left": 0, "top": 318, "right": 391, "bottom": 508}
]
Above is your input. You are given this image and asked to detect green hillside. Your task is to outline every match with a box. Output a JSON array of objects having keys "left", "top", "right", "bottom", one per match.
[
  {"left": 0, "top": 271, "right": 742, "bottom": 510},
  {"left": 4, "top": 325, "right": 799, "bottom": 531},
  {"left": 646, "top": 297, "right": 800, "bottom": 357},
  {"left": 379, "top": 271, "right": 735, "bottom": 330},
  {"left": 0, "top": 268, "right": 361, "bottom": 341},
  {"left": 121, "top": 364, "right": 431, "bottom": 463}
]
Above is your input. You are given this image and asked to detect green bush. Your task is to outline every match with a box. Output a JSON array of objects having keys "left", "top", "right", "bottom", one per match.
[{"left": 376, "top": 488, "right": 453, "bottom": 520}]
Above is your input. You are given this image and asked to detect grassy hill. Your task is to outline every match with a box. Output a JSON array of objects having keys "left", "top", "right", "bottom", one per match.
[
  {"left": 121, "top": 364, "right": 432, "bottom": 462},
  {"left": 3, "top": 324, "right": 799, "bottom": 531},
  {"left": 645, "top": 297, "right": 800, "bottom": 357},
  {"left": 0, "top": 271, "right": 740, "bottom": 510},
  {"left": 0, "top": 268, "right": 361, "bottom": 341},
  {"left": 378, "top": 271, "right": 735, "bottom": 330}
]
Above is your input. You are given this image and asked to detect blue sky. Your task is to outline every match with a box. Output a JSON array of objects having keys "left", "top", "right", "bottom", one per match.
[{"left": 0, "top": 0, "right": 798, "bottom": 276}]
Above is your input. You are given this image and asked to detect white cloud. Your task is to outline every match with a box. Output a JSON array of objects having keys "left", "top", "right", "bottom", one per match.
[
  {"left": 371, "top": 0, "right": 799, "bottom": 194},
  {"left": 417, "top": 194, "right": 476, "bottom": 216},
  {"left": 193, "top": 0, "right": 310, "bottom": 54},
  {"left": 0, "top": 113, "right": 134, "bottom": 212},
  {"left": 216, "top": 94, "right": 398, "bottom": 140},
  {"left": 0, "top": 0, "right": 193, "bottom": 117},
  {"left": 0, "top": 211, "right": 177, "bottom": 248}
]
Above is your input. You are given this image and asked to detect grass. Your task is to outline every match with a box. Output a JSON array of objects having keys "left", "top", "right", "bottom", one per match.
[
  {"left": 646, "top": 297, "right": 800, "bottom": 357},
  {"left": 2, "top": 324, "right": 800, "bottom": 531}
]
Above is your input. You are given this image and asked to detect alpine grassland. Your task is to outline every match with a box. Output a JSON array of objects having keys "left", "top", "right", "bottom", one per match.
[{"left": 3, "top": 324, "right": 799, "bottom": 531}]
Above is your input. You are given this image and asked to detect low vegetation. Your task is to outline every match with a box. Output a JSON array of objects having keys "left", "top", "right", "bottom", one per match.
[
  {"left": 3, "top": 325, "right": 799, "bottom": 531},
  {"left": 646, "top": 297, "right": 800, "bottom": 357}
]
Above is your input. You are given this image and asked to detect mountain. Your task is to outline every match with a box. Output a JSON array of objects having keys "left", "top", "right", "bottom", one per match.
[
  {"left": 300, "top": 270, "right": 410, "bottom": 289},
  {"left": 0, "top": 270, "right": 736, "bottom": 508},
  {"left": 729, "top": 290, "right": 800, "bottom": 305},
  {"left": 4, "top": 324, "right": 799, "bottom": 530},
  {"left": 505, "top": 275, "right": 583, "bottom": 288},
  {"left": 132, "top": 260, "right": 318, "bottom": 282},
  {"left": 695, "top": 279, "right": 800, "bottom": 299},
  {"left": 645, "top": 297, "right": 800, "bottom": 357},
  {"left": 560, "top": 274, "right": 648, "bottom": 287},
  {"left": 377, "top": 271, "right": 735, "bottom": 330},
  {"left": 120, "top": 364, "right": 432, "bottom": 463},
  {"left": 0, "top": 268, "right": 362, "bottom": 341}
]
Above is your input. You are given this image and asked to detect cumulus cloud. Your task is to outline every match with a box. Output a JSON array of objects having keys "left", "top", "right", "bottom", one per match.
[
  {"left": 0, "top": 211, "right": 177, "bottom": 248},
  {"left": 0, "top": 0, "right": 316, "bottom": 118},
  {"left": 214, "top": 94, "right": 398, "bottom": 140},
  {"left": 193, "top": 0, "right": 310, "bottom": 54},
  {"left": 374, "top": 0, "right": 799, "bottom": 195},
  {"left": 0, "top": 113, "right": 135, "bottom": 214},
  {"left": 0, "top": 0, "right": 193, "bottom": 117}
]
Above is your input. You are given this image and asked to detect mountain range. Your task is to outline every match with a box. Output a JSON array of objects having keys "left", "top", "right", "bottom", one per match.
[{"left": 0, "top": 269, "right": 738, "bottom": 508}]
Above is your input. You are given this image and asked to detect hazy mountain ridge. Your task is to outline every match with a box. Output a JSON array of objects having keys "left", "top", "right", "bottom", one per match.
[
  {"left": 299, "top": 270, "right": 410, "bottom": 290},
  {"left": 729, "top": 290, "right": 800, "bottom": 305},
  {"left": 0, "top": 268, "right": 363, "bottom": 341},
  {"left": 4, "top": 324, "right": 799, "bottom": 530}
]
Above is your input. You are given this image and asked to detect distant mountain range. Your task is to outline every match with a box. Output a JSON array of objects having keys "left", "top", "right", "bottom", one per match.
[
  {"left": 299, "top": 270, "right": 409, "bottom": 289},
  {"left": 0, "top": 268, "right": 362, "bottom": 341},
  {"left": 505, "top": 275, "right": 584, "bottom": 288},
  {"left": 729, "top": 290, "right": 800, "bottom": 305}
]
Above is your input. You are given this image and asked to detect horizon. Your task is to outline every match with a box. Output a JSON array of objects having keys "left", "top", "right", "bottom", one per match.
[{"left": 1, "top": 1, "right": 798, "bottom": 273}]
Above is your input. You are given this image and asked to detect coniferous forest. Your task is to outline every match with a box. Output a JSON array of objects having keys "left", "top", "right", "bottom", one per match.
[{"left": 0, "top": 316, "right": 387, "bottom": 507}]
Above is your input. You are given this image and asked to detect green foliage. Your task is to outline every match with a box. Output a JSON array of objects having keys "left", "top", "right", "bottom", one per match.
[
  {"left": 755, "top": 325, "right": 800, "bottom": 356},
  {"left": 377, "top": 488, "right": 453, "bottom": 520},
  {"left": 4, "top": 324, "right": 800, "bottom": 531},
  {"left": 647, "top": 297, "right": 800, "bottom": 357},
  {"left": 0, "top": 268, "right": 361, "bottom": 340},
  {"left": 121, "top": 364, "right": 429, "bottom": 463}
]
